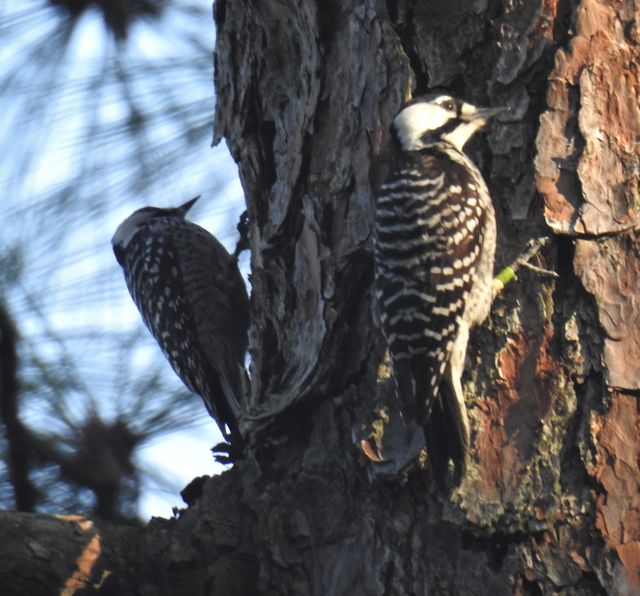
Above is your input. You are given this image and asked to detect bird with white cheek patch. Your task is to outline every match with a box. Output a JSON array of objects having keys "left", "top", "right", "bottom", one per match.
[{"left": 374, "top": 94, "right": 504, "bottom": 482}]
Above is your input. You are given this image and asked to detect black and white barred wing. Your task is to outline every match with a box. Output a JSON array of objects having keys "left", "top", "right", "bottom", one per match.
[
  {"left": 375, "top": 150, "right": 486, "bottom": 424},
  {"left": 123, "top": 223, "right": 204, "bottom": 399},
  {"left": 170, "top": 220, "right": 250, "bottom": 432},
  {"left": 123, "top": 218, "right": 249, "bottom": 442}
]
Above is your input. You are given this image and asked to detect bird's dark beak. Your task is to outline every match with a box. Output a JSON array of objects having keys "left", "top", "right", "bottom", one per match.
[
  {"left": 468, "top": 106, "right": 508, "bottom": 122},
  {"left": 177, "top": 196, "right": 200, "bottom": 217}
]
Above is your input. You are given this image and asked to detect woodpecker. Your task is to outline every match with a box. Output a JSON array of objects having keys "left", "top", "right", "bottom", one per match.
[
  {"left": 112, "top": 197, "right": 250, "bottom": 455},
  {"left": 374, "top": 94, "right": 502, "bottom": 481}
]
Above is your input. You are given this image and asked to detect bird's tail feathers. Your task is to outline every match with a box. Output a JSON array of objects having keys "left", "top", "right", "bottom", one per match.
[
  {"left": 394, "top": 356, "right": 440, "bottom": 426},
  {"left": 217, "top": 369, "right": 240, "bottom": 420},
  {"left": 423, "top": 381, "right": 470, "bottom": 485},
  {"left": 212, "top": 368, "right": 247, "bottom": 453},
  {"left": 394, "top": 359, "right": 417, "bottom": 424}
]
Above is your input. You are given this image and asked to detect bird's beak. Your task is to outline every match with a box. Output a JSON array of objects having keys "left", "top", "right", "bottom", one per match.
[
  {"left": 465, "top": 106, "right": 509, "bottom": 122},
  {"left": 177, "top": 196, "right": 200, "bottom": 217}
]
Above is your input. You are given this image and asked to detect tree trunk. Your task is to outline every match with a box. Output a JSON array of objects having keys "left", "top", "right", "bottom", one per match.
[{"left": 2, "top": 1, "right": 640, "bottom": 594}]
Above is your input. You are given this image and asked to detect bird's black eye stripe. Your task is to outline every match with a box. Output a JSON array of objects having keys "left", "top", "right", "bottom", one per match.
[{"left": 419, "top": 117, "right": 460, "bottom": 145}]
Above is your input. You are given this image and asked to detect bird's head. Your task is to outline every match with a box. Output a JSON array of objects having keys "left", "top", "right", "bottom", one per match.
[
  {"left": 392, "top": 94, "right": 505, "bottom": 152},
  {"left": 111, "top": 196, "right": 199, "bottom": 265}
]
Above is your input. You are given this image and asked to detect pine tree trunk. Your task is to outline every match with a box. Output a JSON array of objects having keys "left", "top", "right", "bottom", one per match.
[{"left": 2, "top": 1, "right": 640, "bottom": 594}]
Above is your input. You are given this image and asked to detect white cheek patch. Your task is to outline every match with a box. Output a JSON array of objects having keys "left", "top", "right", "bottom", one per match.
[{"left": 393, "top": 103, "right": 449, "bottom": 151}]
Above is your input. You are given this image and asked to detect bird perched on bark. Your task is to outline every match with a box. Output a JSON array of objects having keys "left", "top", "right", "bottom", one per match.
[
  {"left": 112, "top": 197, "right": 250, "bottom": 459},
  {"left": 374, "top": 94, "right": 503, "bottom": 481}
]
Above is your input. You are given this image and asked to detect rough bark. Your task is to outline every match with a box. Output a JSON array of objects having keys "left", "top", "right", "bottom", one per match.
[{"left": 2, "top": 0, "right": 639, "bottom": 594}]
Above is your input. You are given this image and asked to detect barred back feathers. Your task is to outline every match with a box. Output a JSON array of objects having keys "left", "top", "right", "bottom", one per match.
[
  {"left": 112, "top": 197, "right": 249, "bottom": 454},
  {"left": 374, "top": 94, "right": 502, "bottom": 481}
]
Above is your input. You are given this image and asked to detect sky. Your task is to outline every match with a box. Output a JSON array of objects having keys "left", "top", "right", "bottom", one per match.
[{"left": 0, "top": 1, "right": 247, "bottom": 519}]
